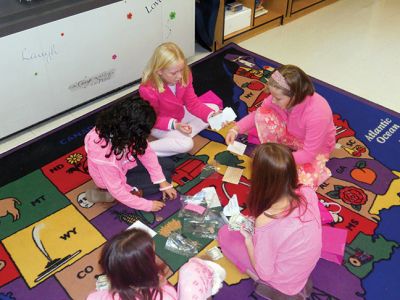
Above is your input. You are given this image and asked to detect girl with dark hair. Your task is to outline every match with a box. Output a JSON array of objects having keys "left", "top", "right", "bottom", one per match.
[
  {"left": 87, "top": 229, "right": 226, "bottom": 300},
  {"left": 87, "top": 228, "right": 177, "bottom": 300},
  {"left": 84, "top": 97, "right": 177, "bottom": 212},
  {"left": 226, "top": 64, "right": 335, "bottom": 190},
  {"left": 218, "top": 143, "right": 322, "bottom": 299}
]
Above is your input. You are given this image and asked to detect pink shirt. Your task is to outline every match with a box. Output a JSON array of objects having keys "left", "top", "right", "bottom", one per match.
[
  {"left": 84, "top": 128, "right": 165, "bottom": 211},
  {"left": 237, "top": 93, "right": 336, "bottom": 165},
  {"left": 252, "top": 186, "right": 322, "bottom": 295},
  {"left": 87, "top": 284, "right": 177, "bottom": 300},
  {"left": 139, "top": 73, "right": 214, "bottom": 131}
]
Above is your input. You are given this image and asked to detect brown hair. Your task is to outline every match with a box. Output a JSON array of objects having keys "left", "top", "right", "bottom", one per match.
[
  {"left": 100, "top": 229, "right": 164, "bottom": 300},
  {"left": 247, "top": 143, "right": 304, "bottom": 218},
  {"left": 268, "top": 65, "right": 315, "bottom": 109}
]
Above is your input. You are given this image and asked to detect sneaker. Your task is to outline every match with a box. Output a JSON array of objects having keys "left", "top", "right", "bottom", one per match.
[
  {"left": 86, "top": 189, "right": 114, "bottom": 203},
  {"left": 131, "top": 187, "right": 144, "bottom": 197}
]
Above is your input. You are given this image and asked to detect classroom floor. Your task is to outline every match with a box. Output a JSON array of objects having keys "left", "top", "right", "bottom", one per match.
[{"left": 1, "top": 0, "right": 399, "bottom": 155}]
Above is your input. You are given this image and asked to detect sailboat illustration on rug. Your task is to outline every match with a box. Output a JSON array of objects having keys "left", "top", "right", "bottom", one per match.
[{"left": 32, "top": 223, "right": 81, "bottom": 282}]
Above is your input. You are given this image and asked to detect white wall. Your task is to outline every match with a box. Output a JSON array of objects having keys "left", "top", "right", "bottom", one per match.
[{"left": 0, "top": 0, "right": 194, "bottom": 139}]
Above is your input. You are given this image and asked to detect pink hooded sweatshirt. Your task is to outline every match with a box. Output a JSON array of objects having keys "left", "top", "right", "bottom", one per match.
[
  {"left": 237, "top": 93, "right": 336, "bottom": 165},
  {"left": 84, "top": 128, "right": 166, "bottom": 211}
]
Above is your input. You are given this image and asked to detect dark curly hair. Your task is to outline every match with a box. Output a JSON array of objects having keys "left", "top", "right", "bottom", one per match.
[{"left": 95, "top": 96, "right": 156, "bottom": 159}]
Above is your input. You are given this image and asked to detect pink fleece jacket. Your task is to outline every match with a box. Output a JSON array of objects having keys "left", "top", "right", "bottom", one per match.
[
  {"left": 139, "top": 73, "right": 214, "bottom": 131},
  {"left": 253, "top": 186, "right": 322, "bottom": 295},
  {"left": 84, "top": 128, "right": 165, "bottom": 211},
  {"left": 87, "top": 283, "right": 177, "bottom": 300},
  {"left": 237, "top": 93, "right": 336, "bottom": 165}
]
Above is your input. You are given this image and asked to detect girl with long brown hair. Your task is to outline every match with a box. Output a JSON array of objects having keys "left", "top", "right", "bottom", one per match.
[{"left": 218, "top": 143, "right": 322, "bottom": 299}]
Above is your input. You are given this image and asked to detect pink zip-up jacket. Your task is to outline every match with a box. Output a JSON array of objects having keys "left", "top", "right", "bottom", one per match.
[
  {"left": 139, "top": 72, "right": 214, "bottom": 131},
  {"left": 87, "top": 283, "right": 177, "bottom": 300},
  {"left": 84, "top": 128, "right": 166, "bottom": 211},
  {"left": 237, "top": 93, "right": 336, "bottom": 165}
]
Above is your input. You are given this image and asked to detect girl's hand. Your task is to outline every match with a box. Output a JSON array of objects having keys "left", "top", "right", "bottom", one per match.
[
  {"left": 239, "top": 225, "right": 253, "bottom": 241},
  {"left": 162, "top": 187, "right": 177, "bottom": 201},
  {"left": 225, "top": 126, "right": 239, "bottom": 145},
  {"left": 159, "top": 181, "right": 177, "bottom": 200},
  {"left": 176, "top": 122, "right": 192, "bottom": 135},
  {"left": 151, "top": 200, "right": 165, "bottom": 211}
]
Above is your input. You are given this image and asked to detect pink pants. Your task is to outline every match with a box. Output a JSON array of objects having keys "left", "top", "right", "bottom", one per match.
[
  {"left": 150, "top": 103, "right": 219, "bottom": 157},
  {"left": 217, "top": 225, "right": 256, "bottom": 275}
]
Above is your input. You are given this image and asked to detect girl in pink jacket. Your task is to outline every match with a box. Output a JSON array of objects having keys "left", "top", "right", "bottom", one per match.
[
  {"left": 139, "top": 42, "right": 219, "bottom": 157},
  {"left": 87, "top": 229, "right": 226, "bottom": 300},
  {"left": 218, "top": 143, "right": 322, "bottom": 298},
  {"left": 84, "top": 98, "right": 177, "bottom": 212},
  {"left": 226, "top": 65, "right": 336, "bottom": 189}
]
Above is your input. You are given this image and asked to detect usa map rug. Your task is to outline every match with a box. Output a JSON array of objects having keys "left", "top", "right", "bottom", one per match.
[{"left": 0, "top": 43, "right": 399, "bottom": 299}]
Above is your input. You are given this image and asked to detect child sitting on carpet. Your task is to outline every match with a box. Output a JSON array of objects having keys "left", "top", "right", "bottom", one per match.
[
  {"left": 225, "top": 64, "right": 336, "bottom": 190},
  {"left": 84, "top": 97, "right": 177, "bottom": 212},
  {"left": 218, "top": 143, "right": 322, "bottom": 299},
  {"left": 87, "top": 228, "right": 226, "bottom": 300},
  {"left": 139, "top": 42, "right": 220, "bottom": 157}
]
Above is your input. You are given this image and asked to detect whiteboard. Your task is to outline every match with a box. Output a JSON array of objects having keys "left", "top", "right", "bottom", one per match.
[{"left": 0, "top": 0, "right": 194, "bottom": 139}]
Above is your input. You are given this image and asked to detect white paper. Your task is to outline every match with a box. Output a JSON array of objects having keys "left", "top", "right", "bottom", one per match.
[
  {"left": 202, "top": 187, "right": 221, "bottom": 208},
  {"left": 127, "top": 220, "right": 157, "bottom": 237},
  {"left": 227, "top": 141, "right": 247, "bottom": 156},
  {"left": 222, "top": 107, "right": 237, "bottom": 122},
  {"left": 223, "top": 194, "right": 242, "bottom": 217},
  {"left": 208, "top": 107, "right": 237, "bottom": 130}
]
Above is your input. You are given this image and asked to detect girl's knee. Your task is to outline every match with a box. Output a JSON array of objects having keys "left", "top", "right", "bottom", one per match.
[{"left": 180, "top": 137, "right": 194, "bottom": 153}]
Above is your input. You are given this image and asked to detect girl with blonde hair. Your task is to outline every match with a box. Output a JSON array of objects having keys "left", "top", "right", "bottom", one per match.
[{"left": 140, "top": 42, "right": 219, "bottom": 157}]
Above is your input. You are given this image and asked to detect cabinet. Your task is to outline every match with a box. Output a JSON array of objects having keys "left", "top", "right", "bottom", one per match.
[
  {"left": 285, "top": 0, "right": 337, "bottom": 23},
  {"left": 213, "top": 0, "right": 337, "bottom": 50}
]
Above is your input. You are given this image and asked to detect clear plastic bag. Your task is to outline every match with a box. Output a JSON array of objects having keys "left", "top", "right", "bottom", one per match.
[
  {"left": 183, "top": 209, "right": 226, "bottom": 239},
  {"left": 180, "top": 191, "right": 208, "bottom": 206},
  {"left": 165, "top": 232, "right": 198, "bottom": 257},
  {"left": 183, "top": 219, "right": 217, "bottom": 239},
  {"left": 179, "top": 192, "right": 208, "bottom": 222}
]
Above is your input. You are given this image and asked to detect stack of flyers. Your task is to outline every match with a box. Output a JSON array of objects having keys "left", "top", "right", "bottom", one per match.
[
  {"left": 228, "top": 213, "right": 254, "bottom": 234},
  {"left": 96, "top": 275, "right": 110, "bottom": 291}
]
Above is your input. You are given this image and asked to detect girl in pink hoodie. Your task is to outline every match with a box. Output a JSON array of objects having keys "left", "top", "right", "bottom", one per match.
[
  {"left": 87, "top": 229, "right": 226, "bottom": 300},
  {"left": 226, "top": 65, "right": 336, "bottom": 189},
  {"left": 84, "top": 97, "right": 177, "bottom": 212}
]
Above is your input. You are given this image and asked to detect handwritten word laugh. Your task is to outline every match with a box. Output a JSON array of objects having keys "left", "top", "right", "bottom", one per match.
[
  {"left": 22, "top": 44, "right": 58, "bottom": 63},
  {"left": 364, "top": 118, "right": 399, "bottom": 144}
]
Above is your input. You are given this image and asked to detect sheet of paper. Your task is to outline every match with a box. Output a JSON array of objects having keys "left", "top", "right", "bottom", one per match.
[
  {"left": 127, "top": 220, "right": 157, "bottom": 237},
  {"left": 227, "top": 141, "right": 247, "bottom": 156},
  {"left": 208, "top": 113, "right": 224, "bottom": 131},
  {"left": 202, "top": 186, "right": 221, "bottom": 208},
  {"left": 222, "top": 107, "right": 237, "bottom": 122},
  {"left": 223, "top": 194, "right": 241, "bottom": 217},
  {"left": 222, "top": 166, "right": 243, "bottom": 184},
  {"left": 187, "top": 116, "right": 207, "bottom": 137},
  {"left": 208, "top": 107, "right": 237, "bottom": 130}
]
